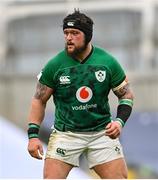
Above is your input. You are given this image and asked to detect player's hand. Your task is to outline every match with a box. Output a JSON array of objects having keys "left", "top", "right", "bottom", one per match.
[
  {"left": 28, "top": 138, "right": 44, "bottom": 160},
  {"left": 105, "top": 121, "right": 122, "bottom": 139}
]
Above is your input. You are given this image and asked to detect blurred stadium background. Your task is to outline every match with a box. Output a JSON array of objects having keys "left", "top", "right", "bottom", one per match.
[{"left": 0, "top": 0, "right": 158, "bottom": 178}]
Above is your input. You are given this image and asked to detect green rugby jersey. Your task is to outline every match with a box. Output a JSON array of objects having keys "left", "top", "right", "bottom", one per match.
[{"left": 39, "top": 46, "right": 126, "bottom": 132}]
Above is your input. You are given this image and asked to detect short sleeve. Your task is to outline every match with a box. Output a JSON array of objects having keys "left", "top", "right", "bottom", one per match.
[
  {"left": 38, "top": 60, "right": 56, "bottom": 89},
  {"left": 110, "top": 57, "right": 126, "bottom": 88}
]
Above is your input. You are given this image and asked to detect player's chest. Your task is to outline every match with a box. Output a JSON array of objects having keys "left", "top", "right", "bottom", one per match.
[{"left": 54, "top": 65, "right": 111, "bottom": 95}]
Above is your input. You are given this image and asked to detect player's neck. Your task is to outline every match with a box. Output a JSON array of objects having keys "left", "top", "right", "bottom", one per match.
[{"left": 76, "top": 43, "right": 92, "bottom": 62}]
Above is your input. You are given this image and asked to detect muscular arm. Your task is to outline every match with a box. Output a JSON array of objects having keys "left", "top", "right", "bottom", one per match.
[
  {"left": 28, "top": 82, "right": 53, "bottom": 125},
  {"left": 106, "top": 80, "right": 134, "bottom": 139},
  {"left": 27, "top": 82, "right": 53, "bottom": 159},
  {"left": 113, "top": 82, "right": 134, "bottom": 101}
]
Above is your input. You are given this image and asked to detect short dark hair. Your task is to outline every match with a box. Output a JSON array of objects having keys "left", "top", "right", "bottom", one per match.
[{"left": 63, "top": 9, "right": 94, "bottom": 43}]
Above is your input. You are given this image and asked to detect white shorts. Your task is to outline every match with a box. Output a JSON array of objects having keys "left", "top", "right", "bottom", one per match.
[{"left": 45, "top": 129, "right": 124, "bottom": 168}]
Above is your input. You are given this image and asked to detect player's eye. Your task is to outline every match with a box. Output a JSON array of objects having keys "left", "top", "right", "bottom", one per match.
[
  {"left": 64, "top": 31, "right": 69, "bottom": 36},
  {"left": 72, "top": 31, "right": 79, "bottom": 35}
]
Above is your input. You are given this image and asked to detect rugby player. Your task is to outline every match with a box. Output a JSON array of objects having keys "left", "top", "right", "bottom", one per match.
[{"left": 27, "top": 9, "right": 134, "bottom": 179}]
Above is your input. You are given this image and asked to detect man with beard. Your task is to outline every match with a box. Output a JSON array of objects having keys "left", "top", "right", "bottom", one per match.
[{"left": 27, "top": 9, "right": 134, "bottom": 179}]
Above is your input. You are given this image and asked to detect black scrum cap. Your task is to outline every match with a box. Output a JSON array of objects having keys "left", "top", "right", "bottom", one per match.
[{"left": 63, "top": 9, "right": 94, "bottom": 44}]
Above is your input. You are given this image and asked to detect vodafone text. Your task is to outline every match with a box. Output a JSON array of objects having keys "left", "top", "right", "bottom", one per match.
[{"left": 72, "top": 103, "right": 97, "bottom": 111}]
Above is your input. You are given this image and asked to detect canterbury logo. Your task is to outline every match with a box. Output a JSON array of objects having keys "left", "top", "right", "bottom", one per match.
[
  {"left": 59, "top": 76, "right": 70, "bottom": 84},
  {"left": 67, "top": 21, "right": 74, "bottom": 26},
  {"left": 56, "top": 148, "right": 66, "bottom": 156}
]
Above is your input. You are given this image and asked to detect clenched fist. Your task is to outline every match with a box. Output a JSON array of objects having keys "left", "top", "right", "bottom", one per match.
[{"left": 105, "top": 121, "right": 122, "bottom": 139}]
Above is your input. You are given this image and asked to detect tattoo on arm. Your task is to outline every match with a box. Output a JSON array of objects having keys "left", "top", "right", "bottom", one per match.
[
  {"left": 114, "top": 84, "right": 129, "bottom": 99},
  {"left": 34, "top": 82, "right": 47, "bottom": 99}
]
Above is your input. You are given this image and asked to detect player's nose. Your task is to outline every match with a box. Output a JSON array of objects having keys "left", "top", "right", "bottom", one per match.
[{"left": 66, "top": 33, "right": 73, "bottom": 40}]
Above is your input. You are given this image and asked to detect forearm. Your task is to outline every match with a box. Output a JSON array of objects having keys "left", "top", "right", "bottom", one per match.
[
  {"left": 28, "top": 98, "right": 46, "bottom": 125},
  {"left": 116, "top": 89, "right": 134, "bottom": 126},
  {"left": 113, "top": 80, "right": 134, "bottom": 127},
  {"left": 27, "top": 82, "right": 53, "bottom": 139}
]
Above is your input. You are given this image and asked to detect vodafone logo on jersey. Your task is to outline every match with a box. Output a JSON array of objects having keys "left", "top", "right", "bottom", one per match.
[{"left": 76, "top": 86, "right": 93, "bottom": 103}]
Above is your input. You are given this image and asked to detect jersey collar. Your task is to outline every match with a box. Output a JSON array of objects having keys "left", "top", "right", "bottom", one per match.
[{"left": 80, "top": 46, "right": 94, "bottom": 64}]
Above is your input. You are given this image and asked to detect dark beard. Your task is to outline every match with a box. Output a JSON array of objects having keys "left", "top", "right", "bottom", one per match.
[{"left": 65, "top": 42, "right": 87, "bottom": 58}]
